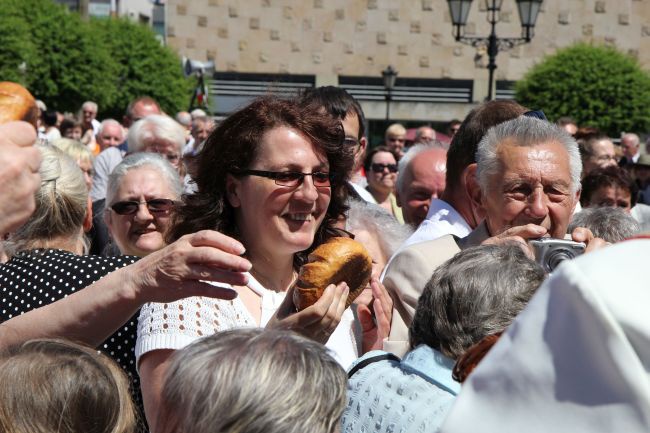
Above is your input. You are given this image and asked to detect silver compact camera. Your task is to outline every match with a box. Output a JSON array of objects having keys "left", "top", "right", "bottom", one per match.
[{"left": 528, "top": 238, "right": 585, "bottom": 273}]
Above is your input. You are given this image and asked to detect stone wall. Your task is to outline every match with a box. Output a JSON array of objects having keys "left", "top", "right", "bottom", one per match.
[{"left": 166, "top": 0, "right": 650, "bottom": 117}]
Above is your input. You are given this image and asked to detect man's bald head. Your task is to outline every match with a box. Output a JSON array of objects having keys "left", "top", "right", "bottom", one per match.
[{"left": 396, "top": 145, "right": 447, "bottom": 226}]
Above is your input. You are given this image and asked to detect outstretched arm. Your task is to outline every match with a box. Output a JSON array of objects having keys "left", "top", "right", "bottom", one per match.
[{"left": 0, "top": 230, "right": 251, "bottom": 349}]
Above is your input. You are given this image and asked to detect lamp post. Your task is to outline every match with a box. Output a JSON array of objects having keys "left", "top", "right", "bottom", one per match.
[
  {"left": 382, "top": 65, "right": 398, "bottom": 122},
  {"left": 447, "top": 0, "right": 542, "bottom": 100}
]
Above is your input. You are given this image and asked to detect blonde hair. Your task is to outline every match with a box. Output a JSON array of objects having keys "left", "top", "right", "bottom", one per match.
[
  {"left": 52, "top": 137, "right": 94, "bottom": 166},
  {"left": 385, "top": 122, "right": 406, "bottom": 138},
  {"left": 0, "top": 339, "right": 137, "bottom": 433},
  {"left": 5, "top": 145, "right": 89, "bottom": 256},
  {"left": 159, "top": 329, "right": 347, "bottom": 433}
]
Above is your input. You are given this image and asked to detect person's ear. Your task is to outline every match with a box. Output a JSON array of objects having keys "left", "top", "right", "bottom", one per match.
[
  {"left": 83, "top": 197, "right": 93, "bottom": 232},
  {"left": 464, "top": 164, "right": 483, "bottom": 211},
  {"left": 359, "top": 136, "right": 368, "bottom": 153},
  {"left": 226, "top": 174, "right": 241, "bottom": 208},
  {"left": 572, "top": 188, "right": 581, "bottom": 214}
]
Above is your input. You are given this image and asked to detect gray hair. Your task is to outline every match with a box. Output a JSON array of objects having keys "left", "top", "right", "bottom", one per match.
[
  {"left": 175, "top": 111, "right": 192, "bottom": 127},
  {"left": 98, "top": 118, "right": 124, "bottom": 138},
  {"left": 5, "top": 145, "right": 88, "bottom": 256},
  {"left": 159, "top": 329, "right": 347, "bottom": 433},
  {"left": 622, "top": 132, "right": 640, "bottom": 147},
  {"left": 396, "top": 142, "right": 446, "bottom": 195},
  {"left": 190, "top": 108, "right": 207, "bottom": 119},
  {"left": 476, "top": 116, "right": 582, "bottom": 193},
  {"left": 51, "top": 138, "right": 94, "bottom": 165},
  {"left": 346, "top": 199, "right": 413, "bottom": 258},
  {"left": 409, "top": 244, "right": 546, "bottom": 359},
  {"left": 82, "top": 101, "right": 98, "bottom": 112},
  {"left": 106, "top": 153, "right": 183, "bottom": 206},
  {"left": 127, "top": 114, "right": 186, "bottom": 154},
  {"left": 568, "top": 207, "right": 640, "bottom": 243}
]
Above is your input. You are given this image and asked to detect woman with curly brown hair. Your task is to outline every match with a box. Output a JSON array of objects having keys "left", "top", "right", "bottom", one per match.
[{"left": 136, "top": 96, "right": 389, "bottom": 431}]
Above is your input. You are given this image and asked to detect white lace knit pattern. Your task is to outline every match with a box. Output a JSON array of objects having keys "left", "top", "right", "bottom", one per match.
[
  {"left": 135, "top": 276, "right": 361, "bottom": 369},
  {"left": 135, "top": 295, "right": 256, "bottom": 363}
]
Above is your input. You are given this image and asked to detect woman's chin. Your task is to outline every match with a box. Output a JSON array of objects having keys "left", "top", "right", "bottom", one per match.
[{"left": 124, "top": 235, "right": 165, "bottom": 257}]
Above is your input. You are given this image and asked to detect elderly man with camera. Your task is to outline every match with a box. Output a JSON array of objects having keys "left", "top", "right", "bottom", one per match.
[{"left": 383, "top": 115, "right": 607, "bottom": 356}]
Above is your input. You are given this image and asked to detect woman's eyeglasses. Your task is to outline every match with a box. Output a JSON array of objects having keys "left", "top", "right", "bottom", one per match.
[
  {"left": 370, "top": 163, "right": 398, "bottom": 173},
  {"left": 234, "top": 169, "right": 332, "bottom": 188},
  {"left": 110, "top": 198, "right": 177, "bottom": 215}
]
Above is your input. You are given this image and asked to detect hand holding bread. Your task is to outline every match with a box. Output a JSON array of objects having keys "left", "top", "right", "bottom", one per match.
[{"left": 293, "top": 237, "right": 373, "bottom": 311}]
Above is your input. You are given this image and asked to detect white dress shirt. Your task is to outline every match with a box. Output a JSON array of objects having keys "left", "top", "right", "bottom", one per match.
[
  {"left": 401, "top": 198, "right": 471, "bottom": 249},
  {"left": 380, "top": 198, "right": 471, "bottom": 282}
]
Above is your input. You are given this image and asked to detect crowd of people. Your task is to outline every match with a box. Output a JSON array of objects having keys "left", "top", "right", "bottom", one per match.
[{"left": 0, "top": 80, "right": 648, "bottom": 433}]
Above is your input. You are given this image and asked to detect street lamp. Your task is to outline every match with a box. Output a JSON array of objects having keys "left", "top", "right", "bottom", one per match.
[
  {"left": 382, "top": 65, "right": 397, "bottom": 121},
  {"left": 447, "top": 0, "right": 542, "bottom": 100}
]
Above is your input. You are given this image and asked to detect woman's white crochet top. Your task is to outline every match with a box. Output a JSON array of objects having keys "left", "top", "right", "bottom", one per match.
[{"left": 135, "top": 273, "right": 360, "bottom": 368}]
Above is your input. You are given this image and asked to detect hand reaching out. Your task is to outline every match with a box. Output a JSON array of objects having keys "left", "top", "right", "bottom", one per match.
[
  {"left": 266, "top": 282, "right": 349, "bottom": 344},
  {"left": 356, "top": 278, "right": 393, "bottom": 353}
]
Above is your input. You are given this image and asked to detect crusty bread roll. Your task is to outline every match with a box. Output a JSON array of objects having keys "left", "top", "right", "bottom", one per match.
[
  {"left": 0, "top": 82, "right": 39, "bottom": 127},
  {"left": 293, "top": 237, "right": 373, "bottom": 311}
]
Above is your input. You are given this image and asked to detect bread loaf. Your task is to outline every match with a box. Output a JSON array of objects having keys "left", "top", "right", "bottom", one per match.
[
  {"left": 0, "top": 82, "right": 39, "bottom": 127},
  {"left": 293, "top": 237, "right": 373, "bottom": 311}
]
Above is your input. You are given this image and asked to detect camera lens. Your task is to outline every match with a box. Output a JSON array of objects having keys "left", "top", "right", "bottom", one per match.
[{"left": 545, "top": 248, "right": 578, "bottom": 272}]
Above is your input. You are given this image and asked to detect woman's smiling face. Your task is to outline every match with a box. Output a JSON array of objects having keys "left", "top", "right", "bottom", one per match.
[
  {"left": 227, "top": 126, "right": 332, "bottom": 258},
  {"left": 106, "top": 166, "right": 178, "bottom": 257}
]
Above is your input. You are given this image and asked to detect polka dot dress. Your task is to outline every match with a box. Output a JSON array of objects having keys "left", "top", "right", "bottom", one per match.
[{"left": 0, "top": 249, "right": 144, "bottom": 416}]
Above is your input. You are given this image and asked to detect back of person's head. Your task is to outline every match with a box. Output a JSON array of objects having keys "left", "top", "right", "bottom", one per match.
[
  {"left": 580, "top": 165, "right": 638, "bottom": 208},
  {"left": 446, "top": 100, "right": 527, "bottom": 192},
  {"left": 127, "top": 114, "right": 186, "bottom": 154},
  {"left": 299, "top": 86, "right": 366, "bottom": 140},
  {"left": 125, "top": 96, "right": 160, "bottom": 121},
  {"left": 568, "top": 207, "right": 640, "bottom": 243},
  {"left": 159, "top": 329, "right": 347, "bottom": 433},
  {"left": 42, "top": 110, "right": 58, "bottom": 127},
  {"left": 5, "top": 145, "right": 88, "bottom": 256},
  {"left": 52, "top": 137, "right": 94, "bottom": 166},
  {"left": 409, "top": 244, "right": 545, "bottom": 359},
  {"left": 0, "top": 339, "right": 136, "bottom": 433}
]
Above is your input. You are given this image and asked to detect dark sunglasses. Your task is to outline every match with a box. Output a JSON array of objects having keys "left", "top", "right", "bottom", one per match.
[
  {"left": 234, "top": 169, "right": 332, "bottom": 188},
  {"left": 110, "top": 198, "right": 177, "bottom": 215},
  {"left": 370, "top": 163, "right": 398, "bottom": 173}
]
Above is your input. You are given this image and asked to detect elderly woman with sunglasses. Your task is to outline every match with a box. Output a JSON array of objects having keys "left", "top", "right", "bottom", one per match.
[
  {"left": 104, "top": 153, "right": 181, "bottom": 257},
  {"left": 136, "top": 96, "right": 392, "bottom": 432},
  {"left": 364, "top": 145, "right": 404, "bottom": 223}
]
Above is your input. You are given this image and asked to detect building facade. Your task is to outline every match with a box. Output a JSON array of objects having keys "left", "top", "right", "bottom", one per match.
[{"left": 165, "top": 0, "right": 649, "bottom": 130}]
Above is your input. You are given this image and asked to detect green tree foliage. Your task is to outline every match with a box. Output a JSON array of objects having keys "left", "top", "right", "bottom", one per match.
[
  {"left": 515, "top": 43, "right": 650, "bottom": 136},
  {"left": 92, "top": 17, "right": 192, "bottom": 119},
  {"left": 0, "top": 0, "right": 190, "bottom": 116}
]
